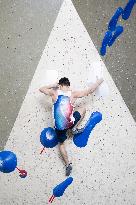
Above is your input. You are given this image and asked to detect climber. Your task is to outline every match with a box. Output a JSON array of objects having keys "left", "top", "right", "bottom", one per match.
[{"left": 39, "top": 76, "right": 103, "bottom": 176}]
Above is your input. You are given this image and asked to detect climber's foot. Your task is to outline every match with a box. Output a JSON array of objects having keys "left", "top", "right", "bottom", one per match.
[{"left": 66, "top": 163, "right": 72, "bottom": 176}]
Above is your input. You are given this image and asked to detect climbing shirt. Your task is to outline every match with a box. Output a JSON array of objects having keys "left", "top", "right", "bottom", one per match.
[{"left": 53, "top": 90, "right": 75, "bottom": 130}]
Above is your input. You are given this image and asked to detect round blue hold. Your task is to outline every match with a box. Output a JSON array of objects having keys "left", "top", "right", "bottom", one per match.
[
  {"left": 40, "top": 127, "right": 58, "bottom": 148},
  {"left": 0, "top": 151, "right": 17, "bottom": 173}
]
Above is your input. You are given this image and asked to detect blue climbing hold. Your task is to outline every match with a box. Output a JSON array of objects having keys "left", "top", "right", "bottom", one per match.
[
  {"left": 0, "top": 151, "right": 17, "bottom": 173},
  {"left": 53, "top": 177, "right": 73, "bottom": 197},
  {"left": 49, "top": 177, "right": 73, "bottom": 203},
  {"left": 73, "top": 111, "right": 102, "bottom": 148},
  {"left": 122, "top": 0, "right": 136, "bottom": 20},
  {"left": 108, "top": 7, "right": 123, "bottom": 31},
  {"left": 100, "top": 31, "right": 112, "bottom": 56},
  {"left": 40, "top": 127, "right": 58, "bottom": 148},
  {"left": 0, "top": 150, "right": 27, "bottom": 178},
  {"left": 108, "top": 25, "right": 124, "bottom": 47}
]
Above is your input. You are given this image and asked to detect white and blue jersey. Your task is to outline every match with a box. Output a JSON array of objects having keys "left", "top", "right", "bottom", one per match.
[{"left": 53, "top": 90, "right": 75, "bottom": 130}]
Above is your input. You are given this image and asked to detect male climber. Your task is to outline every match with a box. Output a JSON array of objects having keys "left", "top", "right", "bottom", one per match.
[{"left": 39, "top": 77, "right": 103, "bottom": 176}]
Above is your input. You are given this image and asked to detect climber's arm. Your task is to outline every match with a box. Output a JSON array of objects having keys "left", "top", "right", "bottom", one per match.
[
  {"left": 39, "top": 83, "right": 58, "bottom": 97},
  {"left": 72, "top": 78, "right": 104, "bottom": 98}
]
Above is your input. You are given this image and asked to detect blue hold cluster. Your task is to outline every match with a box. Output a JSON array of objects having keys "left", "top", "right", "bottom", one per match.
[
  {"left": 100, "top": 0, "right": 136, "bottom": 56},
  {"left": 73, "top": 111, "right": 102, "bottom": 148}
]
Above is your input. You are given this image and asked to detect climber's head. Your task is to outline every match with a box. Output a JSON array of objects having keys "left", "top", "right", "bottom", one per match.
[{"left": 58, "top": 77, "right": 70, "bottom": 90}]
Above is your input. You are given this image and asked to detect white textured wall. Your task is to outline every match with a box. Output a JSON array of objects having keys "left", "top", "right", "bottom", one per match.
[{"left": 0, "top": 0, "right": 136, "bottom": 204}]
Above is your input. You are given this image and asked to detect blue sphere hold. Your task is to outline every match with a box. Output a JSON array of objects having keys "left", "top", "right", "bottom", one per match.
[
  {"left": 0, "top": 151, "right": 17, "bottom": 173},
  {"left": 40, "top": 127, "right": 58, "bottom": 148}
]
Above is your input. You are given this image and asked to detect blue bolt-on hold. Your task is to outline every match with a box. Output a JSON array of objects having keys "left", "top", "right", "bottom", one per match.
[
  {"left": 40, "top": 127, "right": 58, "bottom": 148},
  {"left": 0, "top": 151, "right": 17, "bottom": 173},
  {"left": 122, "top": 0, "right": 136, "bottom": 20},
  {"left": 73, "top": 111, "right": 102, "bottom": 148},
  {"left": 100, "top": 31, "right": 112, "bottom": 56},
  {"left": 108, "top": 7, "right": 124, "bottom": 31},
  {"left": 53, "top": 177, "right": 73, "bottom": 197},
  {"left": 108, "top": 25, "right": 124, "bottom": 47}
]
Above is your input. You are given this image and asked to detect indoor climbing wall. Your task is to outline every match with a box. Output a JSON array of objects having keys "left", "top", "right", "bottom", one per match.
[{"left": 0, "top": 0, "right": 136, "bottom": 204}]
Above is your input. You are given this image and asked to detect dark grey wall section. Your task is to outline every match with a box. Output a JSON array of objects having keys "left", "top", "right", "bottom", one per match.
[
  {"left": 0, "top": 0, "right": 63, "bottom": 150},
  {"left": 72, "top": 0, "right": 136, "bottom": 120}
]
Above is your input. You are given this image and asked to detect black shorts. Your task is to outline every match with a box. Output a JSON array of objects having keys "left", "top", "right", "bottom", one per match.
[{"left": 55, "top": 111, "right": 81, "bottom": 143}]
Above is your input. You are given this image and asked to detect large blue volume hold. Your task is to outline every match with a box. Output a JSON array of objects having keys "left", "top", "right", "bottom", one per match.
[
  {"left": 40, "top": 127, "right": 58, "bottom": 148},
  {"left": 108, "top": 7, "right": 123, "bottom": 31},
  {"left": 73, "top": 111, "right": 102, "bottom": 148},
  {"left": 122, "top": 0, "right": 136, "bottom": 20},
  {"left": 0, "top": 151, "right": 17, "bottom": 173},
  {"left": 53, "top": 177, "right": 73, "bottom": 197}
]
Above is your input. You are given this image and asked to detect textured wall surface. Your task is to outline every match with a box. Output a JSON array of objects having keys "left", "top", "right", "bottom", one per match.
[
  {"left": 0, "top": 0, "right": 136, "bottom": 204},
  {"left": 72, "top": 0, "right": 136, "bottom": 120},
  {"left": 0, "top": 0, "right": 63, "bottom": 149}
]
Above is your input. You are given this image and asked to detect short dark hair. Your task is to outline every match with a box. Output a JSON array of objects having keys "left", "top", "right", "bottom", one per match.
[{"left": 58, "top": 77, "right": 70, "bottom": 86}]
